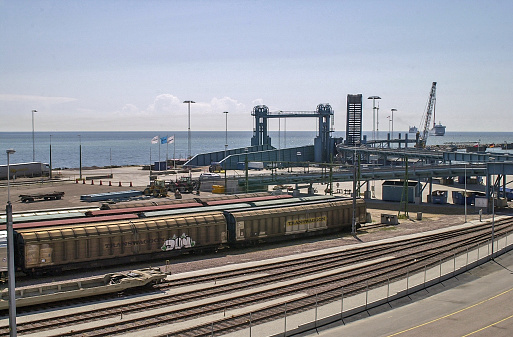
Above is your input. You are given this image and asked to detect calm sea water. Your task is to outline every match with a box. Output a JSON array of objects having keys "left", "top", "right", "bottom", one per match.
[{"left": 1, "top": 131, "right": 512, "bottom": 168}]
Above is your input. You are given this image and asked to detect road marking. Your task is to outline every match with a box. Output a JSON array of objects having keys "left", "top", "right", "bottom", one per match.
[
  {"left": 461, "top": 313, "right": 513, "bottom": 336},
  {"left": 386, "top": 287, "right": 513, "bottom": 336}
]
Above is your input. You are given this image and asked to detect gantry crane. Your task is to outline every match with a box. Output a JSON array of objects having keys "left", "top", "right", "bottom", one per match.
[{"left": 415, "top": 82, "right": 437, "bottom": 148}]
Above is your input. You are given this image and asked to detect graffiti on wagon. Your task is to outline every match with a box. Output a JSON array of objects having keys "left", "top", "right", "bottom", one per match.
[{"left": 161, "top": 233, "right": 195, "bottom": 251}]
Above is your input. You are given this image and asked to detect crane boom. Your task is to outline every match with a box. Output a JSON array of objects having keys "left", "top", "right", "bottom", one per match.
[{"left": 416, "top": 82, "right": 437, "bottom": 148}]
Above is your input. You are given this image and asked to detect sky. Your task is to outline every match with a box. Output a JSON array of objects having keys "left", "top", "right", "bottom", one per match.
[{"left": 1, "top": 0, "right": 512, "bottom": 133}]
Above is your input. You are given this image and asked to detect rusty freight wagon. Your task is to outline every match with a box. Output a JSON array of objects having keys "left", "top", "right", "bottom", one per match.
[
  {"left": 7, "top": 195, "right": 366, "bottom": 275},
  {"left": 14, "top": 212, "right": 227, "bottom": 274},
  {"left": 225, "top": 198, "right": 366, "bottom": 245}
]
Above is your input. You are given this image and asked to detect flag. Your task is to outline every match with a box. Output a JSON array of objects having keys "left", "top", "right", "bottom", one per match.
[
  {"left": 168, "top": 135, "right": 174, "bottom": 144},
  {"left": 151, "top": 136, "right": 158, "bottom": 144},
  {"left": 160, "top": 136, "right": 167, "bottom": 144}
]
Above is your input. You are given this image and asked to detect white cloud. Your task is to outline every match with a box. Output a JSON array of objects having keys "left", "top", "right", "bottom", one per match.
[
  {"left": 146, "top": 94, "right": 182, "bottom": 114},
  {"left": 210, "top": 97, "right": 246, "bottom": 114},
  {"left": 0, "top": 94, "right": 77, "bottom": 104},
  {"left": 251, "top": 98, "right": 265, "bottom": 106}
]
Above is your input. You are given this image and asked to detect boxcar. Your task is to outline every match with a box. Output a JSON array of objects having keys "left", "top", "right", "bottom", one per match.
[
  {"left": 14, "top": 211, "right": 227, "bottom": 274},
  {"left": 225, "top": 198, "right": 366, "bottom": 245}
]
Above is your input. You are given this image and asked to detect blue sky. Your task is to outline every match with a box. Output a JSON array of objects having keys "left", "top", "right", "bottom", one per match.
[{"left": 1, "top": 0, "right": 512, "bottom": 133}]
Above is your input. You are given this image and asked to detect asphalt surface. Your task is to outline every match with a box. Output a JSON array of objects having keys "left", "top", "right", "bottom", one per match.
[{"left": 312, "top": 250, "right": 513, "bottom": 337}]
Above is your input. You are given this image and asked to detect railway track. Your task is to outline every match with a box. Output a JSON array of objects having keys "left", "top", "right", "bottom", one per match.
[{"left": 1, "top": 217, "right": 512, "bottom": 336}]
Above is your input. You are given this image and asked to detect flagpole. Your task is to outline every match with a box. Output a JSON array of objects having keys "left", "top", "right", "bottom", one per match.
[
  {"left": 158, "top": 135, "right": 161, "bottom": 170},
  {"left": 173, "top": 134, "right": 176, "bottom": 169},
  {"left": 166, "top": 134, "right": 169, "bottom": 171}
]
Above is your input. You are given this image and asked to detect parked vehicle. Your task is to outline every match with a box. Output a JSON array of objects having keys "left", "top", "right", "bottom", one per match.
[
  {"left": 200, "top": 173, "right": 221, "bottom": 180},
  {"left": 209, "top": 162, "right": 223, "bottom": 173},
  {"left": 0, "top": 162, "right": 50, "bottom": 180}
]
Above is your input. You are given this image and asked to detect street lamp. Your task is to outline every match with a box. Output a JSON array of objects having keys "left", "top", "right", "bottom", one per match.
[
  {"left": 6, "top": 149, "right": 17, "bottom": 336},
  {"left": 391, "top": 108, "right": 397, "bottom": 140},
  {"left": 31, "top": 110, "right": 37, "bottom": 161},
  {"left": 387, "top": 116, "right": 391, "bottom": 148},
  {"left": 183, "top": 100, "right": 195, "bottom": 158},
  {"left": 223, "top": 111, "right": 229, "bottom": 159},
  {"left": 367, "top": 96, "right": 381, "bottom": 145},
  {"left": 78, "top": 135, "right": 82, "bottom": 180},
  {"left": 49, "top": 135, "right": 52, "bottom": 179}
]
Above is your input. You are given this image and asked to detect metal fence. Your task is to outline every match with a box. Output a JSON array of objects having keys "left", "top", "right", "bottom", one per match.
[{"left": 216, "top": 228, "right": 513, "bottom": 337}]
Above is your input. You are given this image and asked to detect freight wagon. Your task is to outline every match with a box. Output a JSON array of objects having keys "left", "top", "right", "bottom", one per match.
[
  {"left": 1, "top": 196, "right": 366, "bottom": 275},
  {"left": 0, "top": 162, "right": 50, "bottom": 180}
]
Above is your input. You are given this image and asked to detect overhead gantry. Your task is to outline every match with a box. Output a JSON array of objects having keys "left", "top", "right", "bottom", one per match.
[{"left": 250, "top": 104, "right": 335, "bottom": 163}]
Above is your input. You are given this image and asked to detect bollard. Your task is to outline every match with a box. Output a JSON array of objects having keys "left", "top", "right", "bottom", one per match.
[
  {"left": 109, "top": 181, "right": 112, "bottom": 186},
  {"left": 130, "top": 181, "right": 133, "bottom": 187},
  {"left": 91, "top": 180, "right": 94, "bottom": 185},
  {"left": 100, "top": 180, "right": 102, "bottom": 185},
  {"left": 75, "top": 179, "right": 79, "bottom": 184},
  {"left": 83, "top": 179, "right": 86, "bottom": 184},
  {"left": 119, "top": 181, "right": 122, "bottom": 187}
]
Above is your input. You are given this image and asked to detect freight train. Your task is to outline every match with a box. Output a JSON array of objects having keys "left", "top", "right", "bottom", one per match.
[{"left": 0, "top": 195, "right": 366, "bottom": 276}]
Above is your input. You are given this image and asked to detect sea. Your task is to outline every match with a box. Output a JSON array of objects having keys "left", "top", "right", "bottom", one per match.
[{"left": 1, "top": 131, "right": 512, "bottom": 168}]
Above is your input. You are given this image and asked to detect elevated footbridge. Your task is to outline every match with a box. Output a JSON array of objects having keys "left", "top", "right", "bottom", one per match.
[
  {"left": 337, "top": 145, "right": 513, "bottom": 164},
  {"left": 237, "top": 163, "right": 487, "bottom": 192}
]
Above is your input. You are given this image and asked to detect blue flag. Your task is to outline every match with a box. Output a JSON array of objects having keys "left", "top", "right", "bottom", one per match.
[{"left": 160, "top": 137, "right": 167, "bottom": 144}]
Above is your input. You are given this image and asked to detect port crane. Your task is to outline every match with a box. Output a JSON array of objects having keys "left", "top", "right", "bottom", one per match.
[{"left": 415, "top": 82, "right": 437, "bottom": 148}]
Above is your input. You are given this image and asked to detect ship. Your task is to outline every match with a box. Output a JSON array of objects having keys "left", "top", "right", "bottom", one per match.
[
  {"left": 431, "top": 122, "right": 446, "bottom": 136},
  {"left": 408, "top": 126, "right": 418, "bottom": 134}
]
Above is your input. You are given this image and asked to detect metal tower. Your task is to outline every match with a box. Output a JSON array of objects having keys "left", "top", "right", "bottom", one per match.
[{"left": 346, "top": 94, "right": 362, "bottom": 146}]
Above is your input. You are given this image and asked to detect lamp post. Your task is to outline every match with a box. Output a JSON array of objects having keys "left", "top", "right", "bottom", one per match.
[
  {"left": 49, "top": 135, "right": 52, "bottom": 179},
  {"left": 183, "top": 100, "right": 195, "bottom": 159},
  {"left": 223, "top": 111, "right": 229, "bottom": 158},
  {"left": 387, "top": 116, "right": 391, "bottom": 148},
  {"left": 78, "top": 135, "right": 82, "bottom": 180},
  {"left": 6, "top": 149, "right": 17, "bottom": 336},
  {"left": 464, "top": 164, "right": 467, "bottom": 223},
  {"left": 367, "top": 96, "right": 381, "bottom": 145},
  {"left": 391, "top": 108, "right": 397, "bottom": 140},
  {"left": 31, "top": 110, "right": 37, "bottom": 161}
]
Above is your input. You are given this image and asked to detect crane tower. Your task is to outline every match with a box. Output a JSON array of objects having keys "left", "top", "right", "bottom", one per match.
[{"left": 416, "top": 82, "right": 437, "bottom": 148}]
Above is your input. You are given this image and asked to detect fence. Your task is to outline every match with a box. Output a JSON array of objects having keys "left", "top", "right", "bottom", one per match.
[{"left": 217, "top": 223, "right": 513, "bottom": 337}]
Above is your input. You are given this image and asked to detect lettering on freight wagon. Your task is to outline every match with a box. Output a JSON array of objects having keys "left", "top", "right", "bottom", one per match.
[
  {"left": 161, "top": 233, "right": 195, "bottom": 251},
  {"left": 287, "top": 216, "right": 327, "bottom": 226},
  {"left": 104, "top": 238, "right": 160, "bottom": 249}
]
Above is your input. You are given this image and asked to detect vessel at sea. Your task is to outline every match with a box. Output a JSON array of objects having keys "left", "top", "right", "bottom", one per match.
[
  {"left": 431, "top": 122, "right": 446, "bottom": 136},
  {"left": 408, "top": 126, "right": 418, "bottom": 134}
]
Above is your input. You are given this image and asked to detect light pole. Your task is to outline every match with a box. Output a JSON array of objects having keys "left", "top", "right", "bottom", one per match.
[
  {"left": 391, "top": 108, "right": 397, "bottom": 140},
  {"left": 387, "top": 116, "right": 391, "bottom": 147},
  {"left": 31, "top": 110, "right": 37, "bottom": 161},
  {"left": 49, "top": 135, "right": 52, "bottom": 179},
  {"left": 78, "top": 135, "right": 82, "bottom": 180},
  {"left": 183, "top": 100, "right": 195, "bottom": 158},
  {"left": 351, "top": 146, "right": 357, "bottom": 235},
  {"left": 6, "top": 149, "right": 17, "bottom": 336},
  {"left": 464, "top": 164, "right": 467, "bottom": 222},
  {"left": 376, "top": 102, "right": 380, "bottom": 143},
  {"left": 367, "top": 96, "right": 381, "bottom": 145},
  {"left": 223, "top": 111, "right": 229, "bottom": 159}
]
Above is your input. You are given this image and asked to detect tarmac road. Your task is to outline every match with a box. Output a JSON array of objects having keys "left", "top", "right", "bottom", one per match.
[{"left": 314, "top": 250, "right": 513, "bottom": 337}]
